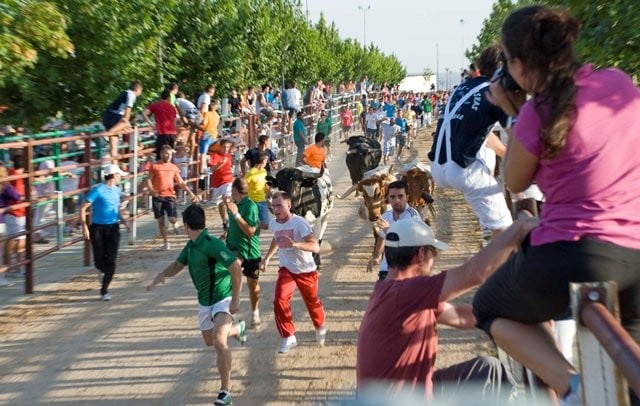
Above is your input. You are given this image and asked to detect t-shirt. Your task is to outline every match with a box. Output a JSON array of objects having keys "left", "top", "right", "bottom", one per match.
[
  {"left": 245, "top": 167, "right": 267, "bottom": 203},
  {"left": 381, "top": 122, "right": 400, "bottom": 140},
  {"left": 395, "top": 117, "right": 407, "bottom": 134},
  {"left": 176, "top": 229, "right": 237, "bottom": 306},
  {"left": 208, "top": 152, "right": 234, "bottom": 188},
  {"left": 378, "top": 206, "right": 421, "bottom": 271},
  {"left": 356, "top": 272, "right": 447, "bottom": 399},
  {"left": 293, "top": 118, "right": 306, "bottom": 144},
  {"left": 428, "top": 76, "right": 508, "bottom": 168},
  {"left": 196, "top": 92, "right": 211, "bottom": 111},
  {"left": 106, "top": 90, "right": 136, "bottom": 116},
  {"left": 316, "top": 117, "right": 332, "bottom": 137},
  {"left": 149, "top": 162, "right": 180, "bottom": 197},
  {"left": 340, "top": 110, "right": 353, "bottom": 126},
  {"left": 515, "top": 64, "right": 640, "bottom": 250},
  {"left": 201, "top": 110, "right": 220, "bottom": 136},
  {"left": 147, "top": 100, "right": 177, "bottom": 135},
  {"left": 304, "top": 144, "right": 326, "bottom": 169},
  {"left": 268, "top": 215, "right": 316, "bottom": 273},
  {"left": 86, "top": 183, "right": 121, "bottom": 225},
  {"left": 365, "top": 113, "right": 378, "bottom": 130},
  {"left": 5, "top": 169, "right": 25, "bottom": 217},
  {"left": 175, "top": 98, "right": 197, "bottom": 115},
  {"left": 228, "top": 96, "right": 241, "bottom": 114},
  {"left": 383, "top": 103, "right": 396, "bottom": 118},
  {"left": 282, "top": 88, "right": 302, "bottom": 110},
  {"left": 226, "top": 197, "right": 260, "bottom": 260}
]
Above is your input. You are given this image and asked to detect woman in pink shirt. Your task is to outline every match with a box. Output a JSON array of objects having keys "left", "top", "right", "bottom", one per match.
[{"left": 472, "top": 5, "right": 640, "bottom": 403}]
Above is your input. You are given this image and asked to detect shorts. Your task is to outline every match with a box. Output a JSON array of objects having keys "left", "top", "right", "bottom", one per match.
[
  {"left": 211, "top": 182, "right": 232, "bottom": 205},
  {"left": 241, "top": 257, "right": 262, "bottom": 279},
  {"left": 396, "top": 134, "right": 406, "bottom": 148},
  {"left": 152, "top": 196, "right": 178, "bottom": 219},
  {"left": 342, "top": 125, "right": 352, "bottom": 133},
  {"left": 198, "top": 297, "right": 233, "bottom": 331},
  {"left": 156, "top": 135, "right": 176, "bottom": 158},
  {"left": 366, "top": 128, "right": 377, "bottom": 138},
  {"left": 382, "top": 137, "right": 395, "bottom": 156},
  {"left": 5, "top": 214, "right": 26, "bottom": 240},
  {"left": 102, "top": 111, "right": 123, "bottom": 131},
  {"left": 256, "top": 200, "right": 270, "bottom": 225},
  {"left": 431, "top": 147, "right": 512, "bottom": 230},
  {"left": 199, "top": 132, "right": 215, "bottom": 154}
]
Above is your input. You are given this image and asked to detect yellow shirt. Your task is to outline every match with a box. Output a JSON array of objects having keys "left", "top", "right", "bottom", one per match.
[
  {"left": 245, "top": 167, "right": 267, "bottom": 203},
  {"left": 304, "top": 144, "right": 326, "bottom": 169},
  {"left": 202, "top": 110, "right": 220, "bottom": 135}
]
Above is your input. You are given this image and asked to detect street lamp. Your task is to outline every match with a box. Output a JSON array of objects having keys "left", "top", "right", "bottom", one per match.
[
  {"left": 460, "top": 18, "right": 465, "bottom": 72},
  {"left": 436, "top": 43, "right": 439, "bottom": 91},
  {"left": 358, "top": 4, "right": 372, "bottom": 46}
]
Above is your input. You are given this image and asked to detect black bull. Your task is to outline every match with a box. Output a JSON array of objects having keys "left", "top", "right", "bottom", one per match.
[{"left": 345, "top": 136, "right": 382, "bottom": 185}]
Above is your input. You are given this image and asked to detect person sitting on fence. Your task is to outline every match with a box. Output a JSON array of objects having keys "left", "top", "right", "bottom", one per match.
[
  {"left": 357, "top": 218, "right": 535, "bottom": 402},
  {"left": 198, "top": 100, "right": 221, "bottom": 173},
  {"left": 471, "top": 6, "right": 640, "bottom": 405},
  {"left": 102, "top": 80, "right": 143, "bottom": 159},
  {"left": 1, "top": 157, "right": 26, "bottom": 283},
  {"left": 142, "top": 88, "right": 178, "bottom": 161}
]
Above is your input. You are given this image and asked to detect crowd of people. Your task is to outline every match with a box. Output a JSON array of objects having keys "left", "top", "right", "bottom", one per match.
[{"left": 2, "top": 4, "right": 640, "bottom": 405}]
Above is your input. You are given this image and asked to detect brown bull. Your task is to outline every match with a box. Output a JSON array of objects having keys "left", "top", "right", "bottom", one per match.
[{"left": 400, "top": 167, "right": 437, "bottom": 225}]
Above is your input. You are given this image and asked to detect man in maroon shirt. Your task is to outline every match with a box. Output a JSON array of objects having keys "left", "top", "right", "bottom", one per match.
[
  {"left": 356, "top": 218, "right": 536, "bottom": 402},
  {"left": 143, "top": 88, "right": 178, "bottom": 160}
]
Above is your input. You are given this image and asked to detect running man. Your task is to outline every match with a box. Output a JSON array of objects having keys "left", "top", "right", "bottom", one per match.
[
  {"left": 147, "top": 204, "right": 246, "bottom": 406},
  {"left": 147, "top": 145, "right": 199, "bottom": 250}
]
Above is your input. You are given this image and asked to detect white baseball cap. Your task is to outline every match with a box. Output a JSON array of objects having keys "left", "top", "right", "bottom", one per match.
[
  {"left": 103, "top": 164, "right": 128, "bottom": 177},
  {"left": 385, "top": 219, "right": 448, "bottom": 251}
]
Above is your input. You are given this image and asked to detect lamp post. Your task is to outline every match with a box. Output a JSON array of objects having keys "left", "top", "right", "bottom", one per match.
[
  {"left": 358, "top": 4, "right": 372, "bottom": 46},
  {"left": 436, "top": 43, "right": 439, "bottom": 91},
  {"left": 460, "top": 18, "right": 465, "bottom": 73}
]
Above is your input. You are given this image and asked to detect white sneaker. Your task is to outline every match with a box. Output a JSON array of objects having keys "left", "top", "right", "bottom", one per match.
[
  {"left": 162, "top": 242, "right": 171, "bottom": 251},
  {"left": 315, "top": 326, "right": 327, "bottom": 347},
  {"left": 251, "top": 311, "right": 261, "bottom": 327},
  {"left": 0, "top": 276, "right": 15, "bottom": 287},
  {"left": 278, "top": 335, "right": 298, "bottom": 354},
  {"left": 101, "top": 293, "right": 112, "bottom": 301}
]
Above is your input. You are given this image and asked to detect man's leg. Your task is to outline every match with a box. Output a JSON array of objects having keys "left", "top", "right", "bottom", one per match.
[
  {"left": 100, "top": 224, "right": 121, "bottom": 296},
  {"left": 157, "top": 216, "right": 167, "bottom": 246},
  {"left": 292, "top": 271, "right": 325, "bottom": 329},
  {"left": 246, "top": 277, "right": 260, "bottom": 314},
  {"left": 295, "top": 143, "right": 305, "bottom": 167},
  {"left": 273, "top": 268, "right": 298, "bottom": 338},
  {"left": 211, "top": 312, "right": 234, "bottom": 393}
]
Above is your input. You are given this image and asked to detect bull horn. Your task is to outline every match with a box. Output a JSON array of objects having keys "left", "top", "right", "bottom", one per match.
[{"left": 337, "top": 184, "right": 357, "bottom": 200}]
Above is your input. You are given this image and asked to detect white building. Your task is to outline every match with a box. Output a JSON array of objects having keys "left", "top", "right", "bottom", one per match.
[{"left": 398, "top": 73, "right": 436, "bottom": 93}]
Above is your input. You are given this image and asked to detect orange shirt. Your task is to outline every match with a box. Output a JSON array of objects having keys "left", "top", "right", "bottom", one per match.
[
  {"left": 304, "top": 144, "right": 326, "bottom": 169},
  {"left": 149, "top": 162, "right": 180, "bottom": 197}
]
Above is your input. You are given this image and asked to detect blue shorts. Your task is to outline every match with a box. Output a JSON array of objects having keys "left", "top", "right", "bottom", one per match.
[
  {"left": 256, "top": 201, "right": 270, "bottom": 225},
  {"left": 199, "top": 132, "right": 215, "bottom": 154}
]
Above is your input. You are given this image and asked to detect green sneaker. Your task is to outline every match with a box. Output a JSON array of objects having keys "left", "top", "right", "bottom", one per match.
[
  {"left": 234, "top": 320, "right": 247, "bottom": 344},
  {"left": 214, "top": 390, "right": 233, "bottom": 405}
]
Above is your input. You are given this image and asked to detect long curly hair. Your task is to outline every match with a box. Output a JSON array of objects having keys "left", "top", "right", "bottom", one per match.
[{"left": 502, "top": 6, "right": 581, "bottom": 159}]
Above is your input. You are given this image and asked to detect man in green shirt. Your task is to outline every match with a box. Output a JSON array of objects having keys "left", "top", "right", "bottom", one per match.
[
  {"left": 224, "top": 178, "right": 262, "bottom": 326},
  {"left": 316, "top": 110, "right": 333, "bottom": 159},
  {"left": 147, "top": 204, "right": 245, "bottom": 406}
]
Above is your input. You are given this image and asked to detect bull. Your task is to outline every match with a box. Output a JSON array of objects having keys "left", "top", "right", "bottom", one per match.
[
  {"left": 267, "top": 166, "right": 333, "bottom": 266},
  {"left": 344, "top": 136, "right": 382, "bottom": 193}
]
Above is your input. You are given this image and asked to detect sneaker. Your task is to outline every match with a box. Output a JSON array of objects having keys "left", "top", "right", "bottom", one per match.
[
  {"left": 101, "top": 293, "right": 112, "bottom": 301},
  {"left": 162, "top": 242, "right": 171, "bottom": 251},
  {"left": 0, "top": 276, "right": 15, "bottom": 287},
  {"left": 214, "top": 390, "right": 233, "bottom": 405},
  {"left": 316, "top": 326, "right": 327, "bottom": 347},
  {"left": 278, "top": 335, "right": 298, "bottom": 354},
  {"left": 234, "top": 320, "right": 247, "bottom": 344},
  {"left": 251, "top": 311, "right": 261, "bottom": 327}
]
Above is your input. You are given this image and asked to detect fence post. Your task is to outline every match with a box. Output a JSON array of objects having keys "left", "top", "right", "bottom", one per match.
[
  {"left": 129, "top": 127, "right": 138, "bottom": 245},
  {"left": 24, "top": 138, "right": 34, "bottom": 294},
  {"left": 83, "top": 134, "right": 92, "bottom": 267},
  {"left": 55, "top": 190, "right": 64, "bottom": 248},
  {"left": 571, "top": 281, "right": 629, "bottom": 405}
]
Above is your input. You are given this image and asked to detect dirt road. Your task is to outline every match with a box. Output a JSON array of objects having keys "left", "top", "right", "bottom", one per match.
[{"left": 0, "top": 127, "right": 490, "bottom": 405}]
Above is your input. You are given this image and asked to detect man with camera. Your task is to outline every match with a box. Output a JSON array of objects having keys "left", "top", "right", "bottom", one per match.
[{"left": 428, "top": 45, "right": 518, "bottom": 238}]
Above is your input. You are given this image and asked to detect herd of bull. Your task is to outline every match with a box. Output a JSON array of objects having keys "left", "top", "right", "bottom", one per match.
[{"left": 266, "top": 135, "right": 437, "bottom": 266}]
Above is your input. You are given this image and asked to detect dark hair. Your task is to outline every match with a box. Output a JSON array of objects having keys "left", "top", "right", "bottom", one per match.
[
  {"left": 272, "top": 191, "right": 292, "bottom": 203},
  {"left": 219, "top": 139, "right": 231, "bottom": 147},
  {"left": 182, "top": 204, "right": 206, "bottom": 230},
  {"left": 255, "top": 151, "right": 268, "bottom": 164},
  {"left": 232, "top": 177, "right": 249, "bottom": 195},
  {"left": 167, "top": 83, "right": 178, "bottom": 91},
  {"left": 129, "top": 80, "right": 143, "bottom": 91},
  {"left": 502, "top": 5, "right": 580, "bottom": 159},
  {"left": 205, "top": 84, "right": 215, "bottom": 92},
  {"left": 160, "top": 89, "right": 171, "bottom": 100},
  {"left": 387, "top": 180, "right": 408, "bottom": 195},
  {"left": 258, "top": 134, "right": 269, "bottom": 145},
  {"left": 476, "top": 44, "right": 502, "bottom": 78},
  {"left": 262, "top": 84, "right": 270, "bottom": 91},
  {"left": 385, "top": 246, "right": 422, "bottom": 269},
  {"left": 12, "top": 155, "right": 24, "bottom": 170},
  {"left": 315, "top": 132, "right": 325, "bottom": 143}
]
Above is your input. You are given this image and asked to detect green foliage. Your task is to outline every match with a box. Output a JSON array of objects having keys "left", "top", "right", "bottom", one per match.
[
  {"left": 0, "top": 0, "right": 406, "bottom": 128},
  {"left": 470, "top": 0, "right": 639, "bottom": 79}
]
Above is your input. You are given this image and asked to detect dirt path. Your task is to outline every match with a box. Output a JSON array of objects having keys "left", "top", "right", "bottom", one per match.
[{"left": 0, "top": 127, "right": 491, "bottom": 405}]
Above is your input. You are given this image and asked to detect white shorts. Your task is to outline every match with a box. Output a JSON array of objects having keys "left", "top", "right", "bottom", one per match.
[
  {"left": 197, "top": 296, "right": 233, "bottom": 331},
  {"left": 431, "top": 146, "right": 512, "bottom": 230},
  {"left": 5, "top": 214, "right": 26, "bottom": 240},
  {"left": 211, "top": 182, "right": 232, "bottom": 205},
  {"left": 382, "top": 137, "right": 395, "bottom": 156}
]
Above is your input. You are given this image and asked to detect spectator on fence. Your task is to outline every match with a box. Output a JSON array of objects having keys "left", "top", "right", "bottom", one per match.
[
  {"left": 59, "top": 145, "right": 84, "bottom": 236},
  {"left": 142, "top": 89, "right": 178, "bottom": 161},
  {"left": 240, "top": 134, "right": 276, "bottom": 176},
  {"left": 1, "top": 158, "right": 26, "bottom": 282},
  {"left": 196, "top": 84, "right": 215, "bottom": 116},
  {"left": 208, "top": 139, "right": 235, "bottom": 235},
  {"left": 472, "top": 6, "right": 640, "bottom": 405},
  {"left": 228, "top": 89, "right": 242, "bottom": 116},
  {"left": 147, "top": 203, "right": 245, "bottom": 406},
  {"left": 357, "top": 218, "right": 534, "bottom": 402},
  {"left": 0, "top": 164, "right": 13, "bottom": 287},
  {"left": 282, "top": 80, "right": 302, "bottom": 118},
  {"left": 316, "top": 111, "right": 332, "bottom": 159},
  {"left": 243, "top": 86, "right": 257, "bottom": 115},
  {"left": 148, "top": 145, "right": 199, "bottom": 250},
  {"left": 255, "top": 84, "right": 271, "bottom": 116},
  {"left": 303, "top": 133, "right": 326, "bottom": 170},
  {"left": 293, "top": 113, "right": 307, "bottom": 167},
  {"left": 102, "top": 80, "right": 143, "bottom": 159},
  {"left": 80, "top": 164, "right": 129, "bottom": 301},
  {"left": 32, "top": 154, "right": 55, "bottom": 244},
  {"left": 198, "top": 100, "right": 221, "bottom": 173}
]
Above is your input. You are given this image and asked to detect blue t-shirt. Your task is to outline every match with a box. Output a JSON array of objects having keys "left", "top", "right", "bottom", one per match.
[
  {"left": 293, "top": 118, "right": 306, "bottom": 144},
  {"left": 383, "top": 103, "right": 396, "bottom": 118},
  {"left": 395, "top": 117, "right": 407, "bottom": 134},
  {"left": 86, "top": 183, "right": 121, "bottom": 225}
]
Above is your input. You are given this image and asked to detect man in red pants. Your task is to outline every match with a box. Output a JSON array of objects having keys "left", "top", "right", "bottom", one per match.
[{"left": 260, "top": 192, "right": 327, "bottom": 354}]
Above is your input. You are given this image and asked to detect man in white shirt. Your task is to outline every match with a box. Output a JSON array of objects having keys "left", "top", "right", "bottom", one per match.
[
  {"left": 367, "top": 180, "right": 421, "bottom": 280},
  {"left": 196, "top": 84, "right": 215, "bottom": 115},
  {"left": 260, "top": 192, "right": 327, "bottom": 354}
]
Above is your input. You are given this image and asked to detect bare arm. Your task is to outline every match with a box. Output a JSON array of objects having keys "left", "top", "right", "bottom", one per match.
[
  {"left": 259, "top": 237, "right": 279, "bottom": 271},
  {"left": 293, "top": 233, "right": 319, "bottom": 253},
  {"left": 122, "top": 106, "right": 132, "bottom": 121},
  {"left": 175, "top": 173, "right": 199, "bottom": 202},
  {"left": 142, "top": 108, "right": 154, "bottom": 127},
  {"left": 146, "top": 169, "right": 157, "bottom": 196},
  {"left": 436, "top": 303, "right": 476, "bottom": 329},
  {"left": 503, "top": 135, "right": 539, "bottom": 193},
  {"left": 439, "top": 217, "right": 539, "bottom": 303},
  {"left": 146, "top": 260, "right": 185, "bottom": 291},
  {"left": 80, "top": 201, "right": 91, "bottom": 240},
  {"left": 367, "top": 236, "right": 385, "bottom": 272}
]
